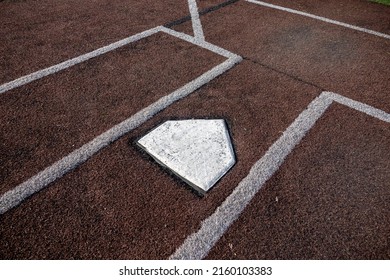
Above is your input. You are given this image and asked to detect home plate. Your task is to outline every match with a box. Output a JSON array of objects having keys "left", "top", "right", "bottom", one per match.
[{"left": 137, "top": 119, "right": 236, "bottom": 194}]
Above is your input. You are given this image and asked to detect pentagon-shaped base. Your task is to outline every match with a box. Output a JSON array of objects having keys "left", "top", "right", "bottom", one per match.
[{"left": 137, "top": 119, "right": 235, "bottom": 194}]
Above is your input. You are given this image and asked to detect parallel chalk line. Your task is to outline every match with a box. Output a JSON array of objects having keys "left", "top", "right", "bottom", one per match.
[
  {"left": 0, "top": 27, "right": 161, "bottom": 95},
  {"left": 170, "top": 91, "right": 390, "bottom": 259},
  {"left": 3, "top": 0, "right": 389, "bottom": 261},
  {"left": 0, "top": 0, "right": 217, "bottom": 95},
  {"left": 0, "top": 1, "right": 242, "bottom": 214},
  {"left": 246, "top": 0, "right": 390, "bottom": 40},
  {"left": 0, "top": 26, "right": 242, "bottom": 214}
]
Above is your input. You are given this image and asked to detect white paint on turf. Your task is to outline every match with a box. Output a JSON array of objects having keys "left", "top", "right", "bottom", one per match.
[
  {"left": 0, "top": 1, "right": 242, "bottom": 214},
  {"left": 0, "top": 2, "right": 225, "bottom": 97},
  {"left": 2, "top": 1, "right": 387, "bottom": 262},
  {"left": 0, "top": 27, "right": 161, "bottom": 95},
  {"left": 324, "top": 92, "right": 390, "bottom": 123},
  {"left": 170, "top": 91, "right": 390, "bottom": 259},
  {"left": 188, "top": 0, "right": 206, "bottom": 41},
  {"left": 0, "top": 55, "right": 242, "bottom": 215},
  {"left": 161, "top": 27, "right": 239, "bottom": 59},
  {"left": 246, "top": 0, "right": 390, "bottom": 40}
]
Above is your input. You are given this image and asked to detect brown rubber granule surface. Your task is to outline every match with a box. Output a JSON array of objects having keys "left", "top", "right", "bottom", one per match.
[
  {"left": 0, "top": 61, "right": 320, "bottom": 259},
  {"left": 206, "top": 103, "right": 390, "bottom": 259},
  {"left": 0, "top": 0, "right": 188, "bottom": 83},
  {"left": 264, "top": 0, "right": 390, "bottom": 34},
  {"left": 0, "top": 32, "right": 225, "bottom": 195},
  {"left": 197, "top": 0, "right": 231, "bottom": 10},
  {"left": 173, "top": 0, "right": 390, "bottom": 111}
]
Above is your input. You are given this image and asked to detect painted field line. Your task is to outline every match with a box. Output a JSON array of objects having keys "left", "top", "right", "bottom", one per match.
[
  {"left": 325, "top": 92, "right": 390, "bottom": 123},
  {"left": 0, "top": 25, "right": 237, "bottom": 96},
  {"left": 246, "top": 0, "right": 390, "bottom": 40},
  {"left": 161, "top": 27, "right": 239, "bottom": 59},
  {"left": 164, "top": 0, "right": 240, "bottom": 29},
  {"left": 0, "top": 27, "right": 161, "bottom": 95},
  {"left": 170, "top": 92, "right": 390, "bottom": 259},
  {"left": 188, "top": 0, "right": 205, "bottom": 41},
  {"left": 0, "top": 54, "right": 242, "bottom": 215},
  {"left": 0, "top": 20, "right": 242, "bottom": 214},
  {"left": 170, "top": 93, "right": 333, "bottom": 260}
]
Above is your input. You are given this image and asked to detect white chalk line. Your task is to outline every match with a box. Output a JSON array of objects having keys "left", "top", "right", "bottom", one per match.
[
  {"left": 0, "top": 0, "right": 218, "bottom": 96},
  {"left": 0, "top": 26, "right": 242, "bottom": 215},
  {"left": 2, "top": 0, "right": 388, "bottom": 260},
  {"left": 170, "top": 91, "right": 390, "bottom": 259},
  {"left": 161, "top": 27, "right": 239, "bottom": 60},
  {"left": 246, "top": 0, "right": 390, "bottom": 40},
  {"left": 188, "top": 0, "right": 206, "bottom": 41},
  {"left": 0, "top": 0, "right": 242, "bottom": 214},
  {"left": 325, "top": 92, "right": 390, "bottom": 123},
  {"left": 0, "top": 0, "right": 208, "bottom": 95},
  {"left": 0, "top": 27, "right": 161, "bottom": 95}
]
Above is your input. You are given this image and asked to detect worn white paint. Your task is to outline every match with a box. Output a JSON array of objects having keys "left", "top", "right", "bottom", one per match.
[
  {"left": 170, "top": 91, "right": 390, "bottom": 259},
  {"left": 246, "top": 0, "right": 390, "bottom": 40},
  {"left": 188, "top": 0, "right": 206, "bottom": 41},
  {"left": 0, "top": 27, "right": 161, "bottom": 95}
]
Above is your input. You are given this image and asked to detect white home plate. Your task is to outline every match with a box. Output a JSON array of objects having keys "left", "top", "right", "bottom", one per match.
[{"left": 137, "top": 119, "right": 235, "bottom": 194}]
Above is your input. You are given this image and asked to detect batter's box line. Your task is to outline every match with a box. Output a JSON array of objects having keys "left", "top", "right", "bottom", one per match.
[
  {"left": 0, "top": 0, "right": 225, "bottom": 95},
  {"left": 188, "top": 0, "right": 205, "bottom": 42},
  {"left": 246, "top": 0, "right": 390, "bottom": 40},
  {"left": 0, "top": 26, "right": 239, "bottom": 95},
  {"left": 170, "top": 91, "right": 390, "bottom": 260},
  {"left": 0, "top": 27, "right": 242, "bottom": 215}
]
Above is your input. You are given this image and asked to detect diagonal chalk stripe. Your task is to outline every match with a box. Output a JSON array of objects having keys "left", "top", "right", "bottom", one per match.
[
  {"left": 0, "top": 27, "right": 162, "bottom": 95},
  {"left": 188, "top": 0, "right": 206, "bottom": 41},
  {"left": 0, "top": 25, "right": 238, "bottom": 96},
  {"left": 246, "top": 0, "right": 390, "bottom": 40},
  {"left": 160, "top": 27, "right": 239, "bottom": 59},
  {"left": 323, "top": 92, "right": 390, "bottom": 123},
  {"left": 170, "top": 92, "right": 389, "bottom": 259},
  {"left": 0, "top": 55, "right": 242, "bottom": 215},
  {"left": 0, "top": 0, "right": 229, "bottom": 96},
  {"left": 170, "top": 93, "right": 333, "bottom": 259},
  {"left": 0, "top": 10, "right": 242, "bottom": 214}
]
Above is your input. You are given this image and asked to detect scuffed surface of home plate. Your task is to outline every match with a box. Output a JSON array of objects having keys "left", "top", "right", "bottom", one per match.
[{"left": 137, "top": 119, "right": 235, "bottom": 194}]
